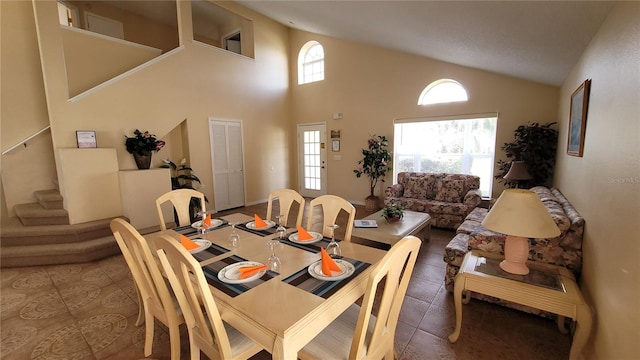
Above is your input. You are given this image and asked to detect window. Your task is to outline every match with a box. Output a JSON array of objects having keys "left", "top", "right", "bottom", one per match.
[
  {"left": 418, "top": 79, "right": 468, "bottom": 105},
  {"left": 298, "top": 41, "right": 324, "bottom": 85},
  {"left": 393, "top": 115, "right": 498, "bottom": 198}
]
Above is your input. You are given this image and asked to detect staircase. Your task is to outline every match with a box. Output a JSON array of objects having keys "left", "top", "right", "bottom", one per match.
[{"left": 1, "top": 189, "right": 124, "bottom": 268}]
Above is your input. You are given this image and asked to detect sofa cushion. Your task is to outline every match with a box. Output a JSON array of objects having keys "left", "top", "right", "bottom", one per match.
[
  {"left": 391, "top": 198, "right": 428, "bottom": 213},
  {"left": 435, "top": 179, "right": 464, "bottom": 203},
  {"left": 530, "top": 186, "right": 559, "bottom": 203},
  {"left": 403, "top": 176, "right": 427, "bottom": 199},
  {"left": 544, "top": 201, "right": 571, "bottom": 232},
  {"left": 425, "top": 201, "right": 471, "bottom": 216},
  {"left": 464, "top": 207, "right": 488, "bottom": 222}
]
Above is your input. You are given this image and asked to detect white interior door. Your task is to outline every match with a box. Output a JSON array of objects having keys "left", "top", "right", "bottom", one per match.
[
  {"left": 209, "top": 119, "right": 245, "bottom": 211},
  {"left": 297, "top": 123, "right": 327, "bottom": 197}
]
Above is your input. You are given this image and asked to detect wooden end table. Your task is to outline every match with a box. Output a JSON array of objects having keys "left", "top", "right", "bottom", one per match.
[
  {"left": 352, "top": 210, "right": 431, "bottom": 248},
  {"left": 448, "top": 251, "right": 592, "bottom": 360}
]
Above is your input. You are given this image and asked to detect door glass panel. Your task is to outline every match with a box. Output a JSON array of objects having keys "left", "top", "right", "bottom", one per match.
[{"left": 303, "top": 130, "right": 321, "bottom": 191}]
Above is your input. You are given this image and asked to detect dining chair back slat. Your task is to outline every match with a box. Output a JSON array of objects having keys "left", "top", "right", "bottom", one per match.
[
  {"left": 306, "top": 195, "right": 356, "bottom": 241},
  {"left": 109, "top": 218, "right": 184, "bottom": 360},
  {"left": 153, "top": 235, "right": 263, "bottom": 360},
  {"left": 266, "top": 189, "right": 306, "bottom": 227},
  {"left": 156, "top": 189, "right": 206, "bottom": 230}
]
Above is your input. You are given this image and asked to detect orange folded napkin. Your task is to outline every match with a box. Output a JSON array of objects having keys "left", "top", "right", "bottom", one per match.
[
  {"left": 320, "top": 248, "right": 342, "bottom": 276},
  {"left": 180, "top": 235, "right": 200, "bottom": 251},
  {"left": 254, "top": 214, "right": 268, "bottom": 228},
  {"left": 238, "top": 264, "right": 268, "bottom": 279},
  {"left": 296, "top": 226, "right": 314, "bottom": 241},
  {"left": 204, "top": 214, "right": 211, "bottom": 227}
]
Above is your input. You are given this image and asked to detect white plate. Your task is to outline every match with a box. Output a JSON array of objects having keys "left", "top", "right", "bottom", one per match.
[
  {"left": 246, "top": 220, "right": 276, "bottom": 230},
  {"left": 307, "top": 259, "right": 355, "bottom": 281},
  {"left": 189, "top": 239, "right": 212, "bottom": 254},
  {"left": 191, "top": 219, "right": 224, "bottom": 230},
  {"left": 218, "top": 261, "right": 267, "bottom": 284},
  {"left": 289, "top": 231, "right": 323, "bottom": 244}
]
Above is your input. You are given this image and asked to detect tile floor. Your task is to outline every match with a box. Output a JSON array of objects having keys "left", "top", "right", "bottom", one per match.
[{"left": 0, "top": 202, "right": 572, "bottom": 359}]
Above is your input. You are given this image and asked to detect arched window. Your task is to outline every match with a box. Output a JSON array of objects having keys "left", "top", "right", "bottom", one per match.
[
  {"left": 298, "top": 41, "right": 324, "bottom": 85},
  {"left": 418, "top": 79, "right": 468, "bottom": 105}
]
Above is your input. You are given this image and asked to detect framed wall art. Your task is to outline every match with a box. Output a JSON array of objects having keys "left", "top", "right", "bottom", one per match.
[
  {"left": 76, "top": 130, "right": 97, "bottom": 148},
  {"left": 332, "top": 140, "right": 340, "bottom": 152},
  {"left": 567, "top": 79, "right": 591, "bottom": 157}
]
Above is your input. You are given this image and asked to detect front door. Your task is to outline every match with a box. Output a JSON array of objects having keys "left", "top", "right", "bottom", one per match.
[
  {"left": 297, "top": 123, "right": 327, "bottom": 197},
  {"left": 209, "top": 119, "right": 245, "bottom": 211}
]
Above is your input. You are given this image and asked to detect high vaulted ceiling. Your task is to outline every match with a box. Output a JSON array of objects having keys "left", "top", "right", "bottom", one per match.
[{"left": 239, "top": 1, "right": 616, "bottom": 86}]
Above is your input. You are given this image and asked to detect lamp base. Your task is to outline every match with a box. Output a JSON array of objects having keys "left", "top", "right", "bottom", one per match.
[{"left": 499, "top": 235, "right": 530, "bottom": 275}]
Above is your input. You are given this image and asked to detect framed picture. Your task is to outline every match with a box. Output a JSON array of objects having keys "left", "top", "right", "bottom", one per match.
[
  {"left": 332, "top": 140, "right": 340, "bottom": 152},
  {"left": 76, "top": 131, "right": 97, "bottom": 148},
  {"left": 567, "top": 79, "right": 591, "bottom": 157},
  {"left": 330, "top": 129, "right": 341, "bottom": 139}
]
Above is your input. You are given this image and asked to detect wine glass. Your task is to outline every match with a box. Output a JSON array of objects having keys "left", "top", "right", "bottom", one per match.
[
  {"left": 325, "top": 224, "right": 341, "bottom": 258},
  {"left": 197, "top": 211, "right": 209, "bottom": 235},
  {"left": 228, "top": 222, "right": 240, "bottom": 248},
  {"left": 266, "top": 239, "right": 281, "bottom": 272},
  {"left": 275, "top": 214, "right": 286, "bottom": 240}
]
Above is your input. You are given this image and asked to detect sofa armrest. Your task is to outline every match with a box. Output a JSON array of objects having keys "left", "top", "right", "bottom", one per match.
[
  {"left": 463, "top": 189, "right": 482, "bottom": 207},
  {"left": 385, "top": 183, "right": 404, "bottom": 198},
  {"left": 444, "top": 233, "right": 470, "bottom": 267}
]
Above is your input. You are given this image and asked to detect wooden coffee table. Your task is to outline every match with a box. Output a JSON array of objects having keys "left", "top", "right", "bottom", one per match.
[
  {"left": 352, "top": 210, "right": 431, "bottom": 248},
  {"left": 449, "top": 251, "right": 592, "bottom": 360}
]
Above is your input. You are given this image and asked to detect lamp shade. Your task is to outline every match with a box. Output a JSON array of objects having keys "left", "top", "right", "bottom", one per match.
[
  {"left": 482, "top": 189, "right": 560, "bottom": 239},
  {"left": 503, "top": 161, "right": 532, "bottom": 180}
]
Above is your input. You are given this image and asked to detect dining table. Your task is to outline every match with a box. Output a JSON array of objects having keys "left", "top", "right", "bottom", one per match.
[{"left": 148, "top": 213, "right": 387, "bottom": 360}]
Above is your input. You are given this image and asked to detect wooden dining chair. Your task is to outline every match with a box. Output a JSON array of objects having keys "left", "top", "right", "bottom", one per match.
[
  {"left": 298, "top": 235, "right": 422, "bottom": 360},
  {"left": 153, "top": 234, "right": 264, "bottom": 360},
  {"left": 156, "top": 189, "right": 206, "bottom": 230},
  {"left": 306, "top": 194, "right": 356, "bottom": 241},
  {"left": 109, "top": 218, "right": 185, "bottom": 360},
  {"left": 266, "top": 189, "right": 306, "bottom": 227}
]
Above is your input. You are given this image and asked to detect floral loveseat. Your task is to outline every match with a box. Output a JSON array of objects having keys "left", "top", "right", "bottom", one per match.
[
  {"left": 384, "top": 172, "right": 482, "bottom": 229},
  {"left": 443, "top": 186, "right": 585, "bottom": 315}
]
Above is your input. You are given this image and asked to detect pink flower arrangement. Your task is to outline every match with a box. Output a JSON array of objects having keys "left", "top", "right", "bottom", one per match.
[{"left": 125, "top": 129, "right": 166, "bottom": 156}]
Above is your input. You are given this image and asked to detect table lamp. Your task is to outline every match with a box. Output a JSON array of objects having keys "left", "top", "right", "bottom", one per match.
[
  {"left": 481, "top": 189, "right": 560, "bottom": 275},
  {"left": 503, "top": 161, "right": 532, "bottom": 188}
]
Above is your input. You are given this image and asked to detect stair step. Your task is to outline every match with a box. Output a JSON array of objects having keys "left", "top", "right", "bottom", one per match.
[
  {"left": 14, "top": 202, "right": 69, "bottom": 226},
  {"left": 0, "top": 216, "right": 129, "bottom": 267},
  {"left": 34, "top": 189, "right": 64, "bottom": 210},
  {"left": 0, "top": 235, "right": 121, "bottom": 268},
  {"left": 0, "top": 216, "right": 119, "bottom": 246}
]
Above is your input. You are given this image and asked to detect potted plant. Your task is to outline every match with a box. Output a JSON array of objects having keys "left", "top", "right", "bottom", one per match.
[
  {"left": 381, "top": 205, "right": 404, "bottom": 223},
  {"left": 495, "top": 122, "right": 558, "bottom": 188},
  {"left": 161, "top": 158, "right": 208, "bottom": 223},
  {"left": 354, "top": 135, "right": 392, "bottom": 211},
  {"left": 124, "top": 129, "right": 166, "bottom": 169}
]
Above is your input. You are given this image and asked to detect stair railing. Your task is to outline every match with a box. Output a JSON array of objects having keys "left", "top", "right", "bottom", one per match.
[{"left": 1, "top": 126, "right": 51, "bottom": 155}]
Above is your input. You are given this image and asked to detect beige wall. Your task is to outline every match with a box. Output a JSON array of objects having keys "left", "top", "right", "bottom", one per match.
[
  {"left": 1, "top": 0, "right": 57, "bottom": 219},
  {"left": 67, "top": 0, "right": 179, "bottom": 53},
  {"left": 23, "top": 0, "right": 291, "bottom": 221},
  {"left": 61, "top": 26, "right": 162, "bottom": 97},
  {"left": 289, "top": 30, "right": 559, "bottom": 203},
  {"left": 554, "top": 3, "right": 640, "bottom": 358}
]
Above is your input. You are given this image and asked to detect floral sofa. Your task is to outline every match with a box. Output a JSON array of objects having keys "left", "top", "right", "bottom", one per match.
[
  {"left": 384, "top": 172, "right": 482, "bottom": 229},
  {"left": 443, "top": 186, "right": 585, "bottom": 316}
]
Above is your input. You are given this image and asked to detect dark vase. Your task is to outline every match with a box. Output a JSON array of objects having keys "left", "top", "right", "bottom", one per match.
[{"left": 133, "top": 153, "right": 152, "bottom": 169}]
